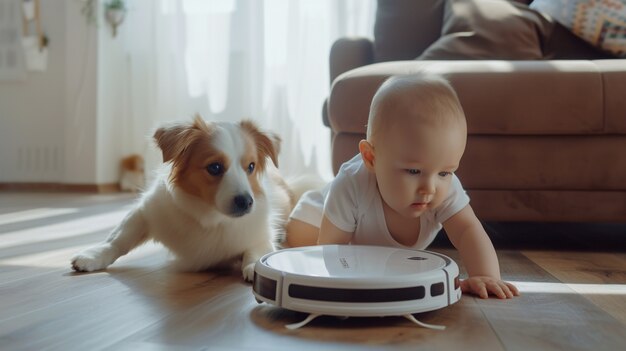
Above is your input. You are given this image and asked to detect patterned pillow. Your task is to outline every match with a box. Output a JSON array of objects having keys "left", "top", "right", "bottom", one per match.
[{"left": 530, "top": 0, "right": 626, "bottom": 57}]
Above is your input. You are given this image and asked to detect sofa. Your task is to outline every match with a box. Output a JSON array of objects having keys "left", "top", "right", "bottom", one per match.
[{"left": 324, "top": 0, "right": 626, "bottom": 222}]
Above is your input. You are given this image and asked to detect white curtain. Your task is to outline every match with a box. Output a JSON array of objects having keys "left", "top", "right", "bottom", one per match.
[{"left": 118, "top": 0, "right": 376, "bottom": 181}]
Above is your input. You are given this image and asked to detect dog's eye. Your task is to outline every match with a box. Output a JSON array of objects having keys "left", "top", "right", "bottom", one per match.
[
  {"left": 247, "top": 162, "right": 255, "bottom": 174},
  {"left": 207, "top": 163, "right": 224, "bottom": 176}
]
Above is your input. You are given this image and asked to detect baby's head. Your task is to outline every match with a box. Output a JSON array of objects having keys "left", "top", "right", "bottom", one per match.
[{"left": 359, "top": 73, "right": 467, "bottom": 218}]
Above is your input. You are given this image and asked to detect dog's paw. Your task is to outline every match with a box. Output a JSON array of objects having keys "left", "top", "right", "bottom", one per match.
[
  {"left": 71, "top": 254, "right": 107, "bottom": 272},
  {"left": 70, "top": 245, "right": 117, "bottom": 272},
  {"left": 242, "top": 262, "right": 256, "bottom": 282}
]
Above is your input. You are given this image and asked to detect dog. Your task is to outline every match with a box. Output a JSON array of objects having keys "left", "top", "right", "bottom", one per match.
[{"left": 71, "top": 116, "right": 294, "bottom": 281}]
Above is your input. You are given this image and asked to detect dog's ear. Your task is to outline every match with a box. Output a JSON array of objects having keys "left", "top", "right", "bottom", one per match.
[
  {"left": 240, "top": 120, "right": 280, "bottom": 169},
  {"left": 154, "top": 115, "right": 210, "bottom": 163}
]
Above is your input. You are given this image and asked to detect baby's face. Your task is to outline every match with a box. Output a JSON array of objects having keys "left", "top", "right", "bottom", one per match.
[{"left": 373, "top": 120, "right": 466, "bottom": 219}]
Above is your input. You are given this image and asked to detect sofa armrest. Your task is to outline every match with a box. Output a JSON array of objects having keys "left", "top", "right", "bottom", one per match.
[
  {"left": 329, "top": 38, "right": 374, "bottom": 84},
  {"left": 324, "top": 38, "right": 374, "bottom": 128}
]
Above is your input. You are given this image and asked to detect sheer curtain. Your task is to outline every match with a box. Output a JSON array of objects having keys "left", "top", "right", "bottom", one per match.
[{"left": 118, "top": 0, "right": 376, "bottom": 181}]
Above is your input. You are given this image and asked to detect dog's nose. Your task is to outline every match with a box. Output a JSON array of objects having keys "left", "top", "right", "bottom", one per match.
[{"left": 232, "top": 194, "right": 253, "bottom": 216}]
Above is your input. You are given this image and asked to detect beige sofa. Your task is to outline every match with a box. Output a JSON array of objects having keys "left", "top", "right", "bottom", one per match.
[{"left": 324, "top": 0, "right": 626, "bottom": 222}]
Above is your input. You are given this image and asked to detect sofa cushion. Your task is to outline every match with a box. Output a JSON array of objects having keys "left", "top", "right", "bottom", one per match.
[
  {"left": 531, "top": 0, "right": 626, "bottom": 58},
  {"left": 467, "top": 190, "right": 626, "bottom": 221},
  {"left": 328, "top": 60, "right": 605, "bottom": 136},
  {"left": 418, "top": 0, "right": 551, "bottom": 60},
  {"left": 374, "top": 0, "right": 444, "bottom": 62},
  {"left": 458, "top": 136, "right": 626, "bottom": 190},
  {"left": 594, "top": 60, "right": 626, "bottom": 133}
]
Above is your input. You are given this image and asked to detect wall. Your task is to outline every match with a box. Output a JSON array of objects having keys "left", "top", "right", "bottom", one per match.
[
  {"left": 0, "top": 0, "right": 123, "bottom": 186},
  {"left": 0, "top": 1, "right": 69, "bottom": 183}
]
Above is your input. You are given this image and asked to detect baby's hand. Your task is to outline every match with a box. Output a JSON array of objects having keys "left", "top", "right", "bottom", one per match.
[{"left": 460, "top": 276, "right": 520, "bottom": 299}]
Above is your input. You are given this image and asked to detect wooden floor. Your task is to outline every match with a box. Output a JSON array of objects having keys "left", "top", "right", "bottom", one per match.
[{"left": 1, "top": 192, "right": 625, "bottom": 350}]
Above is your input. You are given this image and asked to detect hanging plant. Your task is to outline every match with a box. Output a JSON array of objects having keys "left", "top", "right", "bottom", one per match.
[
  {"left": 104, "top": 0, "right": 126, "bottom": 12},
  {"left": 104, "top": 0, "right": 127, "bottom": 37}
]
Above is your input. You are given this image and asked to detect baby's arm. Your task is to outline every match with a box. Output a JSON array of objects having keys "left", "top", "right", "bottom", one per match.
[
  {"left": 443, "top": 205, "right": 519, "bottom": 299},
  {"left": 317, "top": 215, "right": 353, "bottom": 244}
]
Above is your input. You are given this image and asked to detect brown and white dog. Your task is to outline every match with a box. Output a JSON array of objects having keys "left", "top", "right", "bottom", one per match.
[{"left": 71, "top": 116, "right": 294, "bottom": 281}]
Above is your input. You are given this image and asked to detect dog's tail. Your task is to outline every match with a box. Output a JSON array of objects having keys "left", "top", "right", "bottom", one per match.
[
  {"left": 272, "top": 174, "right": 327, "bottom": 249},
  {"left": 285, "top": 174, "right": 328, "bottom": 208}
]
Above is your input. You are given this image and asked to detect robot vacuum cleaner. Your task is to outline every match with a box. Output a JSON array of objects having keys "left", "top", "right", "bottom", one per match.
[{"left": 253, "top": 245, "right": 461, "bottom": 329}]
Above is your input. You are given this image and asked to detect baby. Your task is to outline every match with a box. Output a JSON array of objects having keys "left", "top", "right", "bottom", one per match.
[{"left": 286, "top": 73, "right": 519, "bottom": 299}]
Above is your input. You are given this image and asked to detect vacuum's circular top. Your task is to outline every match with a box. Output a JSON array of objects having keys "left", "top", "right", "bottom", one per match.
[{"left": 263, "top": 245, "right": 447, "bottom": 280}]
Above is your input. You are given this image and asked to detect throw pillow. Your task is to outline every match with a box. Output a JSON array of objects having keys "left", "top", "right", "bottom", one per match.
[
  {"left": 530, "top": 0, "right": 626, "bottom": 57},
  {"left": 374, "top": 0, "right": 444, "bottom": 62},
  {"left": 418, "top": 0, "right": 553, "bottom": 60}
]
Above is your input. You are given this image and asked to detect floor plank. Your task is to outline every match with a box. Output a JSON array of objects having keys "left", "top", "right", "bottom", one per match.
[
  {"left": 522, "top": 251, "right": 626, "bottom": 324},
  {"left": 436, "top": 249, "right": 626, "bottom": 350}
]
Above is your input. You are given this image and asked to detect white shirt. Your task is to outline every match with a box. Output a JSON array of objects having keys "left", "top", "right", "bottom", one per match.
[{"left": 290, "top": 154, "right": 470, "bottom": 249}]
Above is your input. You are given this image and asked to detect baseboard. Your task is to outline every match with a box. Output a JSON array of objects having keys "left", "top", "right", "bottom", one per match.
[{"left": 0, "top": 182, "right": 121, "bottom": 193}]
